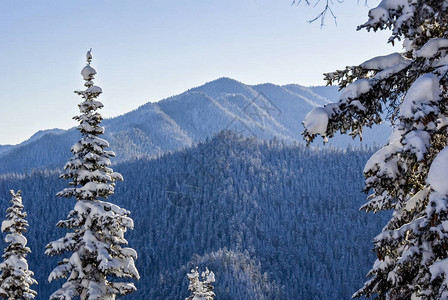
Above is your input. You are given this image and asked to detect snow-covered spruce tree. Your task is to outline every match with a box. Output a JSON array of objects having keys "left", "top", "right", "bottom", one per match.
[
  {"left": 303, "top": 1, "right": 448, "bottom": 299},
  {"left": 186, "top": 267, "right": 215, "bottom": 300},
  {"left": 45, "top": 50, "right": 139, "bottom": 299},
  {"left": 0, "top": 190, "right": 37, "bottom": 299}
]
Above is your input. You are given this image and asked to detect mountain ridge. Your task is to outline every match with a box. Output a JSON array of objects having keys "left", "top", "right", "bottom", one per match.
[{"left": 0, "top": 77, "right": 390, "bottom": 174}]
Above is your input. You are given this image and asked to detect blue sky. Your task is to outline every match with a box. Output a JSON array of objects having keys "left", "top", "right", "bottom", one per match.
[{"left": 0, "top": 0, "right": 394, "bottom": 145}]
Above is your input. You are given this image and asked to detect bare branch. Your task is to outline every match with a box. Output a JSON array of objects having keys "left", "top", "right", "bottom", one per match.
[{"left": 292, "top": 0, "right": 371, "bottom": 27}]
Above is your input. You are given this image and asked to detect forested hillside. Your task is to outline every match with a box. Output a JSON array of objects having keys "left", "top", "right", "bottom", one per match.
[
  {"left": 0, "top": 132, "right": 388, "bottom": 299},
  {"left": 0, "top": 79, "right": 389, "bottom": 175}
]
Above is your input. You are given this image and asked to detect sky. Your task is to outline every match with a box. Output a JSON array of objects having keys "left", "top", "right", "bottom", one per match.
[{"left": 0, "top": 0, "right": 396, "bottom": 145}]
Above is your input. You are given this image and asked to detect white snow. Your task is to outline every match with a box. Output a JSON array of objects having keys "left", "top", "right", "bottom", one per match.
[
  {"left": 205, "top": 271, "right": 215, "bottom": 283},
  {"left": 0, "top": 255, "right": 29, "bottom": 271},
  {"left": 361, "top": 53, "right": 406, "bottom": 70},
  {"left": 364, "top": 140, "right": 401, "bottom": 175},
  {"left": 373, "top": 60, "right": 411, "bottom": 81},
  {"left": 428, "top": 192, "right": 448, "bottom": 215},
  {"left": 303, "top": 107, "right": 328, "bottom": 135},
  {"left": 1, "top": 219, "right": 14, "bottom": 233},
  {"left": 430, "top": 256, "right": 448, "bottom": 282},
  {"left": 403, "top": 38, "right": 413, "bottom": 52},
  {"left": 340, "top": 79, "right": 371, "bottom": 101},
  {"left": 438, "top": 116, "right": 448, "bottom": 130},
  {"left": 427, "top": 146, "right": 448, "bottom": 195},
  {"left": 71, "top": 143, "right": 82, "bottom": 153},
  {"left": 402, "top": 187, "right": 430, "bottom": 215},
  {"left": 121, "top": 248, "right": 138, "bottom": 259},
  {"left": 366, "top": 6, "right": 389, "bottom": 24},
  {"left": 69, "top": 252, "right": 84, "bottom": 277},
  {"left": 349, "top": 100, "right": 366, "bottom": 112},
  {"left": 5, "top": 233, "right": 27, "bottom": 246},
  {"left": 400, "top": 73, "right": 441, "bottom": 119},
  {"left": 417, "top": 38, "right": 448, "bottom": 58},
  {"left": 387, "top": 126, "right": 404, "bottom": 145},
  {"left": 77, "top": 170, "right": 111, "bottom": 182},
  {"left": 362, "top": 0, "right": 414, "bottom": 38},
  {"left": 87, "top": 86, "right": 102, "bottom": 94},
  {"left": 372, "top": 255, "right": 394, "bottom": 271},
  {"left": 402, "top": 130, "right": 430, "bottom": 161},
  {"left": 81, "top": 65, "right": 97, "bottom": 81},
  {"left": 376, "top": 0, "right": 410, "bottom": 11}
]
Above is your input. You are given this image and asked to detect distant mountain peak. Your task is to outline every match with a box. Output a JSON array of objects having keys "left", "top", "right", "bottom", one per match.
[
  {"left": 189, "top": 77, "right": 255, "bottom": 99},
  {"left": 19, "top": 128, "right": 65, "bottom": 147},
  {"left": 189, "top": 77, "right": 245, "bottom": 92},
  {"left": 253, "top": 82, "right": 278, "bottom": 89},
  {"left": 0, "top": 78, "right": 390, "bottom": 175},
  {"left": 206, "top": 77, "right": 243, "bottom": 85}
]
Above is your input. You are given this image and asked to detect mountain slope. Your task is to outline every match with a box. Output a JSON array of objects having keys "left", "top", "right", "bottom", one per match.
[
  {"left": 0, "top": 78, "right": 390, "bottom": 174},
  {"left": 0, "top": 145, "right": 13, "bottom": 156}
]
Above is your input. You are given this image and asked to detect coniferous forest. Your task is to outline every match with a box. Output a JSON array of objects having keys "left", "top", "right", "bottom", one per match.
[
  {"left": 7, "top": 1, "right": 448, "bottom": 298},
  {"left": 0, "top": 131, "right": 388, "bottom": 299},
  {"left": 0, "top": 49, "right": 388, "bottom": 300}
]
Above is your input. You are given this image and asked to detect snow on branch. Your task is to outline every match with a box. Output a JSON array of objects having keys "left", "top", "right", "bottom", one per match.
[{"left": 303, "top": 1, "right": 448, "bottom": 298}]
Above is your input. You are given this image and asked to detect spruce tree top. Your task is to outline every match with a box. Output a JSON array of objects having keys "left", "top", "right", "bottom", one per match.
[
  {"left": 46, "top": 51, "right": 139, "bottom": 299},
  {"left": 57, "top": 50, "right": 123, "bottom": 201},
  {"left": 1, "top": 190, "right": 27, "bottom": 236},
  {"left": 0, "top": 190, "right": 37, "bottom": 300},
  {"left": 186, "top": 267, "right": 215, "bottom": 300}
]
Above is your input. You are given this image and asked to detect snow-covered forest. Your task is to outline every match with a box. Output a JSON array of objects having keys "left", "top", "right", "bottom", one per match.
[
  {"left": 4, "top": 0, "right": 448, "bottom": 299},
  {"left": 0, "top": 50, "right": 388, "bottom": 299},
  {"left": 0, "top": 131, "right": 388, "bottom": 299},
  {"left": 0, "top": 49, "right": 387, "bottom": 299}
]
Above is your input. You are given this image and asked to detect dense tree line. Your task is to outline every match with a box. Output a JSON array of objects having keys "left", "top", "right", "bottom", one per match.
[{"left": 0, "top": 131, "right": 387, "bottom": 299}]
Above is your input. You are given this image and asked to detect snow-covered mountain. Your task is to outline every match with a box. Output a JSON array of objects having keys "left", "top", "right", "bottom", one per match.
[{"left": 0, "top": 78, "right": 390, "bottom": 174}]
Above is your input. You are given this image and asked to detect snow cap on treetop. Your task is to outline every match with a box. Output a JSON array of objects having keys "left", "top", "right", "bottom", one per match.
[
  {"left": 81, "top": 49, "right": 96, "bottom": 81},
  {"left": 86, "top": 49, "right": 93, "bottom": 62},
  {"left": 81, "top": 65, "right": 96, "bottom": 81},
  {"left": 9, "top": 189, "right": 21, "bottom": 197}
]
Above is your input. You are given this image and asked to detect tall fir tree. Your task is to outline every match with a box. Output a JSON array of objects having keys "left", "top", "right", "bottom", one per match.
[
  {"left": 186, "top": 267, "right": 215, "bottom": 300},
  {"left": 303, "top": 1, "right": 448, "bottom": 299},
  {"left": 0, "top": 190, "right": 37, "bottom": 299},
  {"left": 45, "top": 50, "right": 139, "bottom": 300}
]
